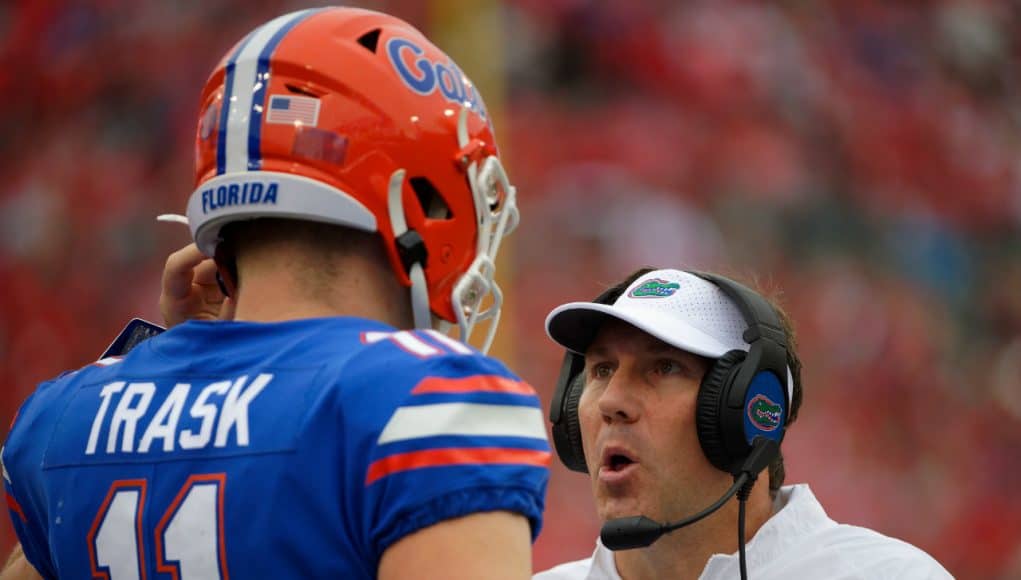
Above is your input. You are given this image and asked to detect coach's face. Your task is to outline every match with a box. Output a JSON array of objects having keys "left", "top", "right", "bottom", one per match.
[{"left": 578, "top": 319, "right": 730, "bottom": 524}]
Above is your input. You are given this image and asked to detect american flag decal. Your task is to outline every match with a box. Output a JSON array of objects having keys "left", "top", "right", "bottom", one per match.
[{"left": 266, "top": 95, "right": 320, "bottom": 126}]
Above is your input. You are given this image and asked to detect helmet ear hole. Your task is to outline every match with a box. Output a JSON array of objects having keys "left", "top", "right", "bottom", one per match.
[
  {"left": 285, "top": 84, "right": 320, "bottom": 98},
  {"left": 357, "top": 28, "right": 381, "bottom": 53},
  {"left": 410, "top": 177, "right": 453, "bottom": 220}
]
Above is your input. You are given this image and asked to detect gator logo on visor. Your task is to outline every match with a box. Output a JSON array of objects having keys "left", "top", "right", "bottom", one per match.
[
  {"left": 628, "top": 279, "right": 681, "bottom": 298},
  {"left": 747, "top": 394, "right": 782, "bottom": 432}
]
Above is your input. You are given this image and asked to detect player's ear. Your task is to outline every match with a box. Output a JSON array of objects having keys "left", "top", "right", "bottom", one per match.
[
  {"left": 214, "top": 262, "right": 237, "bottom": 298},
  {"left": 212, "top": 239, "right": 238, "bottom": 299}
]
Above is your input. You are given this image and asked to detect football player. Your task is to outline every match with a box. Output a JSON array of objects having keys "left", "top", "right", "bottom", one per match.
[{"left": 3, "top": 7, "right": 548, "bottom": 579}]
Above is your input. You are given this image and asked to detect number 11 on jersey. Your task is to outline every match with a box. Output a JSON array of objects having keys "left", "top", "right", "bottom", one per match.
[{"left": 88, "top": 474, "right": 228, "bottom": 579}]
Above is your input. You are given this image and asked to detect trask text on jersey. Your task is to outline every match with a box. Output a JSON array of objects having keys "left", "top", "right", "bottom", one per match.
[{"left": 85, "top": 373, "right": 271, "bottom": 455}]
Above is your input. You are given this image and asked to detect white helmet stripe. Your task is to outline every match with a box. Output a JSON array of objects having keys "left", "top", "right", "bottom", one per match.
[
  {"left": 217, "top": 8, "right": 320, "bottom": 176},
  {"left": 215, "top": 31, "right": 254, "bottom": 176}
]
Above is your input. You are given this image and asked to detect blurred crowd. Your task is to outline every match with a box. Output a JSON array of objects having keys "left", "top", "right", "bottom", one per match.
[{"left": 1, "top": 1, "right": 1019, "bottom": 578}]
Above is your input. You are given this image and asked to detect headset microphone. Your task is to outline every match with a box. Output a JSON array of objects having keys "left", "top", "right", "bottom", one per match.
[{"left": 601, "top": 437, "right": 780, "bottom": 552}]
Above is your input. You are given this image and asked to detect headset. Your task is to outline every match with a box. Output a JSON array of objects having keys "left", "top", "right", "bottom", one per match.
[{"left": 548, "top": 271, "right": 790, "bottom": 477}]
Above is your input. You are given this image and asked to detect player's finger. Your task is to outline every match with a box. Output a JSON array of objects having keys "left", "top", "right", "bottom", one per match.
[
  {"left": 191, "top": 255, "right": 221, "bottom": 287},
  {"left": 162, "top": 244, "right": 208, "bottom": 299},
  {"left": 198, "top": 278, "right": 227, "bottom": 305}
]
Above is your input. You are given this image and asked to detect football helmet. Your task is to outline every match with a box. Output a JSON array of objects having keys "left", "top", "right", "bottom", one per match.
[{"left": 185, "top": 7, "right": 518, "bottom": 352}]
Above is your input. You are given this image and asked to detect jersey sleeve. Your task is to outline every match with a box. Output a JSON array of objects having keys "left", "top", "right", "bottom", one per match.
[
  {"left": 4, "top": 384, "right": 60, "bottom": 579},
  {"left": 339, "top": 331, "right": 551, "bottom": 565}
]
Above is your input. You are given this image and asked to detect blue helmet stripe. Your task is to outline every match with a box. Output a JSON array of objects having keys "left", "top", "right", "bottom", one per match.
[
  {"left": 216, "top": 32, "right": 255, "bottom": 176},
  {"left": 247, "top": 8, "right": 322, "bottom": 171},
  {"left": 219, "top": 9, "right": 320, "bottom": 176}
]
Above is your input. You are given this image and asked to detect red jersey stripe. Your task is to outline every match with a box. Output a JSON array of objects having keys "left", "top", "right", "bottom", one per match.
[
  {"left": 410, "top": 375, "right": 536, "bottom": 396},
  {"left": 6, "top": 492, "right": 26, "bottom": 522},
  {"left": 366, "top": 447, "right": 551, "bottom": 485}
]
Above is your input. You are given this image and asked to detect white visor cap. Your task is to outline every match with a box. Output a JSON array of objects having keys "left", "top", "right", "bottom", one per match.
[{"left": 545, "top": 269, "right": 793, "bottom": 401}]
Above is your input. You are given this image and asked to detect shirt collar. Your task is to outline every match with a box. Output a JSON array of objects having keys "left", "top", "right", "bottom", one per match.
[
  {"left": 700, "top": 483, "right": 834, "bottom": 578},
  {"left": 588, "top": 536, "right": 623, "bottom": 580}
]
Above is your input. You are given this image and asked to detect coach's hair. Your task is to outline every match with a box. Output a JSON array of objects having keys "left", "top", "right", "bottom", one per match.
[{"left": 765, "top": 293, "right": 802, "bottom": 497}]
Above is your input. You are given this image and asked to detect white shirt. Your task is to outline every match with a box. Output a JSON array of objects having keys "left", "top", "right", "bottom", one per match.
[{"left": 534, "top": 484, "right": 953, "bottom": 580}]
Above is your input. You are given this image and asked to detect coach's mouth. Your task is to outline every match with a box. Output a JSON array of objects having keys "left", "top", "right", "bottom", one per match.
[{"left": 598, "top": 445, "right": 639, "bottom": 484}]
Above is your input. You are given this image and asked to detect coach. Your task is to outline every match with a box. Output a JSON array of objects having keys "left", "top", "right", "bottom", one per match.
[{"left": 535, "top": 268, "right": 951, "bottom": 580}]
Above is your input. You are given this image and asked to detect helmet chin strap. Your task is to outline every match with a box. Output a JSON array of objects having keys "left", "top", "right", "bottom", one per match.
[{"left": 386, "top": 168, "right": 431, "bottom": 331}]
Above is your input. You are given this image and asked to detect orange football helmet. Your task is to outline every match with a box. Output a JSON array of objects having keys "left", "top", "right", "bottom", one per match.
[{"left": 184, "top": 7, "right": 518, "bottom": 352}]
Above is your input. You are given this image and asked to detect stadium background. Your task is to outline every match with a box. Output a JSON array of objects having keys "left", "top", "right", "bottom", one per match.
[{"left": 1, "top": 0, "right": 1019, "bottom": 577}]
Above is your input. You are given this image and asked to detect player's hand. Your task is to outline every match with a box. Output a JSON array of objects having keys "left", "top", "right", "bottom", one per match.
[{"left": 160, "top": 243, "right": 235, "bottom": 327}]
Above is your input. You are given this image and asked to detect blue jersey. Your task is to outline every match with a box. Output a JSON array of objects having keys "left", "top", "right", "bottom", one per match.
[{"left": 3, "top": 318, "right": 550, "bottom": 579}]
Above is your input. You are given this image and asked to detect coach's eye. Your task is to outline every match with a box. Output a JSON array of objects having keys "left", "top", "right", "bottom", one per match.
[
  {"left": 590, "top": 362, "right": 614, "bottom": 380},
  {"left": 652, "top": 359, "right": 684, "bottom": 376}
]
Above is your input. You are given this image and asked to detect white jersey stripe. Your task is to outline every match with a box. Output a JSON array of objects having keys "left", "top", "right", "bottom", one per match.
[
  {"left": 423, "top": 329, "right": 474, "bottom": 354},
  {"left": 94, "top": 357, "right": 124, "bottom": 367},
  {"left": 378, "top": 403, "right": 546, "bottom": 444},
  {"left": 223, "top": 9, "right": 315, "bottom": 174},
  {"left": 391, "top": 331, "right": 442, "bottom": 357}
]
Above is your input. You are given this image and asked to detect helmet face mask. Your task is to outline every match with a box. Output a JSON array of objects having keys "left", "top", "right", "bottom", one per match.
[
  {"left": 453, "top": 127, "right": 520, "bottom": 352},
  {"left": 185, "top": 7, "right": 517, "bottom": 351}
]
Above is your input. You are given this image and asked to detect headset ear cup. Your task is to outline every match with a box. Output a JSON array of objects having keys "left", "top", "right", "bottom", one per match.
[
  {"left": 696, "top": 350, "right": 746, "bottom": 473},
  {"left": 554, "top": 373, "right": 588, "bottom": 473}
]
